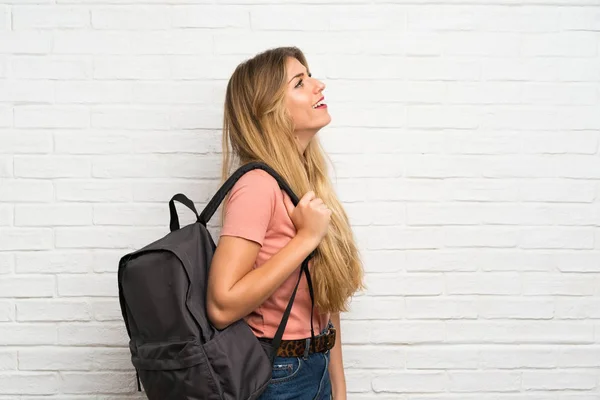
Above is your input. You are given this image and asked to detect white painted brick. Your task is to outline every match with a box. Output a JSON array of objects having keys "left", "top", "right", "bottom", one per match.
[
  {"left": 444, "top": 227, "right": 519, "bottom": 248},
  {"left": 15, "top": 204, "right": 92, "bottom": 227},
  {"left": 13, "top": 6, "right": 89, "bottom": 29},
  {"left": 479, "top": 345, "right": 557, "bottom": 369},
  {"left": 329, "top": 6, "right": 406, "bottom": 31},
  {"left": 252, "top": 6, "right": 328, "bottom": 30},
  {"left": 55, "top": 180, "right": 132, "bottom": 202},
  {"left": 134, "top": 130, "right": 220, "bottom": 153},
  {"left": 345, "top": 370, "right": 375, "bottom": 393},
  {"left": 55, "top": 81, "right": 132, "bottom": 104},
  {"left": 518, "top": 180, "right": 597, "bottom": 203},
  {"left": 0, "top": 130, "right": 52, "bottom": 154},
  {"left": 448, "top": 371, "right": 521, "bottom": 392},
  {"left": 558, "top": 346, "right": 600, "bottom": 368},
  {"left": 58, "top": 323, "right": 128, "bottom": 346},
  {"left": 0, "top": 6, "right": 8, "bottom": 31},
  {"left": 12, "top": 56, "right": 92, "bottom": 80},
  {"left": 170, "top": 55, "right": 239, "bottom": 80},
  {"left": 54, "top": 131, "right": 132, "bottom": 154},
  {"left": 0, "top": 324, "right": 57, "bottom": 345},
  {"left": 17, "top": 300, "right": 91, "bottom": 322},
  {"left": 523, "top": 273, "right": 597, "bottom": 296},
  {"left": 406, "top": 346, "right": 479, "bottom": 369},
  {"left": 58, "top": 274, "right": 117, "bottom": 297},
  {"left": 0, "top": 31, "right": 51, "bottom": 53},
  {"left": 347, "top": 297, "right": 405, "bottom": 320},
  {"left": 363, "top": 227, "right": 442, "bottom": 250},
  {"left": 92, "top": 155, "right": 221, "bottom": 178},
  {"left": 445, "top": 179, "right": 519, "bottom": 202},
  {"left": 0, "top": 276, "right": 54, "bottom": 297},
  {"left": 0, "top": 301, "right": 12, "bottom": 322},
  {"left": 93, "top": 204, "right": 165, "bottom": 226},
  {"left": 173, "top": 6, "right": 249, "bottom": 28},
  {"left": 406, "top": 298, "right": 477, "bottom": 319},
  {"left": 0, "top": 373, "right": 58, "bottom": 395},
  {"left": 342, "top": 320, "right": 445, "bottom": 344},
  {"left": 93, "top": 56, "right": 170, "bottom": 80},
  {"left": 0, "top": 80, "right": 53, "bottom": 103},
  {"left": 91, "top": 107, "right": 170, "bottom": 130},
  {"left": 523, "top": 370, "right": 597, "bottom": 390},
  {"left": 366, "top": 274, "right": 444, "bottom": 296},
  {"left": 129, "top": 31, "right": 213, "bottom": 55},
  {"left": 554, "top": 252, "right": 600, "bottom": 273},
  {"left": 344, "top": 345, "right": 405, "bottom": 369},
  {"left": 442, "top": 32, "right": 520, "bottom": 56},
  {"left": 16, "top": 251, "right": 91, "bottom": 274},
  {"left": 92, "top": 7, "right": 170, "bottom": 30},
  {"left": 91, "top": 299, "right": 122, "bottom": 321},
  {"left": 522, "top": 33, "right": 598, "bottom": 57},
  {"left": 361, "top": 250, "right": 406, "bottom": 273},
  {"left": 446, "top": 273, "right": 521, "bottom": 295},
  {"left": 404, "top": 155, "right": 482, "bottom": 178},
  {"left": 344, "top": 202, "right": 406, "bottom": 226},
  {"left": 0, "top": 106, "right": 11, "bottom": 128},
  {"left": 19, "top": 347, "right": 131, "bottom": 371},
  {"left": 0, "top": 228, "right": 53, "bottom": 251},
  {"left": 520, "top": 228, "right": 595, "bottom": 250},
  {"left": 14, "top": 106, "right": 89, "bottom": 129},
  {"left": 446, "top": 83, "right": 521, "bottom": 105},
  {"left": 0, "top": 204, "right": 11, "bottom": 226},
  {"left": 14, "top": 156, "right": 91, "bottom": 178},
  {"left": 556, "top": 298, "right": 600, "bottom": 319},
  {"left": 132, "top": 82, "right": 216, "bottom": 105},
  {"left": 372, "top": 372, "right": 446, "bottom": 393},
  {"left": 477, "top": 298, "right": 554, "bottom": 319},
  {"left": 0, "top": 351, "right": 16, "bottom": 370},
  {"left": 53, "top": 31, "right": 131, "bottom": 54},
  {"left": 559, "top": 7, "right": 600, "bottom": 31},
  {"left": 522, "top": 83, "right": 598, "bottom": 106},
  {"left": 446, "top": 321, "right": 594, "bottom": 344},
  {"left": 0, "top": 254, "right": 12, "bottom": 275}
]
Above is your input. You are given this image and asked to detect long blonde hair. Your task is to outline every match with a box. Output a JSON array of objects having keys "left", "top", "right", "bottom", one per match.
[{"left": 220, "top": 47, "right": 364, "bottom": 313}]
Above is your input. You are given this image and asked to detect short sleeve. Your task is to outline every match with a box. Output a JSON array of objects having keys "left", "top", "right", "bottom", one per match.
[{"left": 220, "top": 170, "right": 277, "bottom": 246}]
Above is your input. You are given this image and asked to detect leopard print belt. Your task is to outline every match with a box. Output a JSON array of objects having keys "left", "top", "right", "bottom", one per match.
[{"left": 260, "top": 326, "right": 337, "bottom": 358}]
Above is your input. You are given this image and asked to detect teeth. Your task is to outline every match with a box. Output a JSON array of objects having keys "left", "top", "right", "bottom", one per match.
[{"left": 313, "top": 100, "right": 324, "bottom": 109}]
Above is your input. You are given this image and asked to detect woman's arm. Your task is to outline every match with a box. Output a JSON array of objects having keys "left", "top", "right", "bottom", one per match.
[
  {"left": 328, "top": 312, "right": 347, "bottom": 399},
  {"left": 207, "top": 233, "right": 318, "bottom": 330}
]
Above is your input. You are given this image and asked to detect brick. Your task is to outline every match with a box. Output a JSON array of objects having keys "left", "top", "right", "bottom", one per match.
[
  {"left": 55, "top": 227, "right": 164, "bottom": 249},
  {"left": 173, "top": 6, "right": 249, "bottom": 28},
  {"left": 523, "top": 273, "right": 597, "bottom": 296},
  {"left": 443, "top": 227, "right": 519, "bottom": 248},
  {"left": 92, "top": 155, "right": 221, "bottom": 178},
  {"left": 94, "top": 56, "right": 169, "bottom": 80},
  {"left": 91, "top": 108, "right": 170, "bottom": 130},
  {"left": 58, "top": 274, "right": 117, "bottom": 297},
  {"left": 0, "top": 130, "right": 52, "bottom": 154},
  {"left": 12, "top": 56, "right": 92, "bottom": 79},
  {"left": 0, "top": 32, "right": 51, "bottom": 53},
  {"left": 55, "top": 81, "right": 132, "bottom": 104},
  {"left": 0, "top": 324, "right": 57, "bottom": 345},
  {"left": 477, "top": 298, "right": 554, "bottom": 319},
  {"left": 14, "top": 156, "right": 91, "bottom": 178},
  {"left": 0, "top": 373, "right": 58, "bottom": 395},
  {"left": 558, "top": 346, "right": 600, "bottom": 368},
  {"left": 447, "top": 273, "right": 521, "bottom": 295},
  {"left": 91, "top": 300, "right": 122, "bottom": 321},
  {"left": 13, "top": 6, "right": 89, "bottom": 29},
  {"left": 58, "top": 323, "right": 128, "bottom": 346},
  {"left": 0, "top": 228, "right": 53, "bottom": 251},
  {"left": 92, "top": 7, "right": 170, "bottom": 30},
  {"left": 16, "top": 251, "right": 91, "bottom": 274},
  {"left": 344, "top": 345, "right": 404, "bottom": 369},
  {"left": 448, "top": 371, "right": 520, "bottom": 392},
  {"left": 0, "top": 204, "right": 11, "bottom": 226},
  {"left": 0, "top": 351, "right": 16, "bottom": 370},
  {"left": 479, "top": 345, "right": 557, "bottom": 369},
  {"left": 93, "top": 204, "right": 166, "bottom": 226},
  {"left": 19, "top": 347, "right": 131, "bottom": 371},
  {"left": 17, "top": 300, "right": 91, "bottom": 322},
  {"left": 0, "top": 301, "right": 12, "bottom": 322},
  {"left": 342, "top": 320, "right": 445, "bottom": 344},
  {"left": 0, "top": 106, "right": 11, "bottom": 128},
  {"left": 55, "top": 180, "right": 132, "bottom": 202},
  {"left": 407, "top": 346, "right": 479, "bottom": 369},
  {"left": 406, "top": 298, "right": 477, "bottom": 319},
  {"left": 61, "top": 372, "right": 135, "bottom": 393},
  {"left": 53, "top": 31, "right": 131, "bottom": 55},
  {"left": 0, "top": 254, "right": 12, "bottom": 274},
  {"left": 365, "top": 272, "right": 444, "bottom": 297},
  {"left": 347, "top": 297, "right": 405, "bottom": 320},
  {"left": 519, "top": 228, "right": 595, "bottom": 250},
  {"left": 372, "top": 372, "right": 446, "bottom": 393},
  {"left": 15, "top": 204, "right": 92, "bottom": 226},
  {"left": 0, "top": 80, "right": 53, "bottom": 103},
  {"left": 14, "top": 106, "right": 89, "bottom": 129},
  {"left": 523, "top": 370, "right": 597, "bottom": 390},
  {"left": 0, "top": 276, "right": 54, "bottom": 297}
]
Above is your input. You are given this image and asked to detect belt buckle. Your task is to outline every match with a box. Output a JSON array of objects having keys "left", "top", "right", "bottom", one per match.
[{"left": 303, "top": 338, "right": 310, "bottom": 359}]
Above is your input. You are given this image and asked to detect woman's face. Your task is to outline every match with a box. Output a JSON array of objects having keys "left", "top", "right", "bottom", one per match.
[{"left": 284, "top": 57, "right": 331, "bottom": 150}]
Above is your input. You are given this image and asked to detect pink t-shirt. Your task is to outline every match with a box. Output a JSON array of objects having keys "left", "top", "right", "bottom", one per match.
[{"left": 219, "top": 169, "right": 330, "bottom": 340}]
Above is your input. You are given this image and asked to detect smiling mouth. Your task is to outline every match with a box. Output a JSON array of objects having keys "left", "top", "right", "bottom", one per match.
[{"left": 312, "top": 97, "right": 327, "bottom": 109}]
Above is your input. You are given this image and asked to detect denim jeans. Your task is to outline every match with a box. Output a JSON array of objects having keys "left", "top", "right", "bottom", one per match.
[{"left": 258, "top": 323, "right": 333, "bottom": 400}]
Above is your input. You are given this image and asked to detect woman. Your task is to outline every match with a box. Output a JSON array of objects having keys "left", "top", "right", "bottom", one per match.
[{"left": 206, "top": 47, "right": 364, "bottom": 400}]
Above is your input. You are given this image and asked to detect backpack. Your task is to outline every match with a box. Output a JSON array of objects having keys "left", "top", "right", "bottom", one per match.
[{"left": 117, "top": 161, "right": 317, "bottom": 400}]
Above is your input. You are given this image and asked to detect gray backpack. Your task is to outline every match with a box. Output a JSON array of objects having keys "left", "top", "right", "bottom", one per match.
[{"left": 117, "top": 162, "right": 317, "bottom": 399}]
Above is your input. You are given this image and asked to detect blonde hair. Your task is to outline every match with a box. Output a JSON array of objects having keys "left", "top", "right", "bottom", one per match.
[{"left": 220, "top": 47, "right": 364, "bottom": 313}]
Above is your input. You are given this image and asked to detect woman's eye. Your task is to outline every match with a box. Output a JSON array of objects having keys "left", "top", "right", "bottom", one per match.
[{"left": 295, "top": 79, "right": 304, "bottom": 88}]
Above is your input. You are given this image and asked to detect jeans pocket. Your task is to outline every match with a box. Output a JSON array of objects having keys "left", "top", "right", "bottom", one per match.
[{"left": 270, "top": 357, "right": 302, "bottom": 384}]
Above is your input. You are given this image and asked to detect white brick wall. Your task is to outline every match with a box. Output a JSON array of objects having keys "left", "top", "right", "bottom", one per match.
[{"left": 0, "top": 1, "right": 599, "bottom": 398}]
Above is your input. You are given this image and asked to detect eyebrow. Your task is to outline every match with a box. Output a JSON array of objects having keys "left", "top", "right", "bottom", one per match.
[{"left": 288, "top": 72, "right": 307, "bottom": 84}]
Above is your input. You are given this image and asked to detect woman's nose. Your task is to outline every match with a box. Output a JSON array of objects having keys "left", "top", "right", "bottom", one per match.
[{"left": 314, "top": 80, "right": 326, "bottom": 93}]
